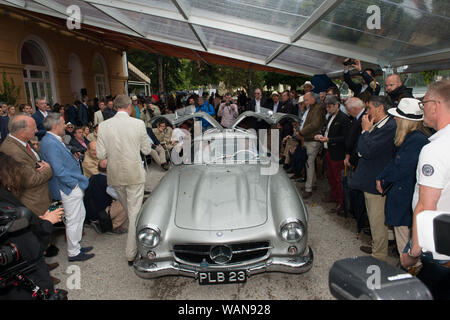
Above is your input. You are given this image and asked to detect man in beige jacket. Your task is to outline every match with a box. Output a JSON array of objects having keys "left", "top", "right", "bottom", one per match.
[
  {"left": 96, "top": 94, "right": 152, "bottom": 265},
  {"left": 82, "top": 140, "right": 99, "bottom": 178}
]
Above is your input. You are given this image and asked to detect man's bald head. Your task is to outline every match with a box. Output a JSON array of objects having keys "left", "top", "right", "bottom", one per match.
[
  {"left": 345, "top": 97, "right": 365, "bottom": 118},
  {"left": 87, "top": 140, "right": 97, "bottom": 159},
  {"left": 8, "top": 114, "right": 37, "bottom": 141},
  {"left": 385, "top": 74, "right": 403, "bottom": 93},
  {"left": 303, "top": 92, "right": 316, "bottom": 106}
]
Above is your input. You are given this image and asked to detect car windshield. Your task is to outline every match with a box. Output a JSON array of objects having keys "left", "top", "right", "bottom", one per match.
[{"left": 193, "top": 133, "right": 268, "bottom": 165}]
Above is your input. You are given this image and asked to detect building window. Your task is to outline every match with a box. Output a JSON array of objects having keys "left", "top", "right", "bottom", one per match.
[
  {"left": 21, "top": 40, "right": 55, "bottom": 107},
  {"left": 93, "top": 54, "right": 109, "bottom": 99}
]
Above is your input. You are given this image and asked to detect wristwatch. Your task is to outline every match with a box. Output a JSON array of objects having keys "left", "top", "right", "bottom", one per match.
[{"left": 407, "top": 248, "right": 421, "bottom": 259}]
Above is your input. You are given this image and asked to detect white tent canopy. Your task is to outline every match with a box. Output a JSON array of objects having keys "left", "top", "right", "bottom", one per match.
[{"left": 2, "top": 0, "right": 450, "bottom": 75}]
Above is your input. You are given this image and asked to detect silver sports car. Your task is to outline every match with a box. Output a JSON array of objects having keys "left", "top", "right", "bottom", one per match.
[{"left": 134, "top": 107, "right": 313, "bottom": 285}]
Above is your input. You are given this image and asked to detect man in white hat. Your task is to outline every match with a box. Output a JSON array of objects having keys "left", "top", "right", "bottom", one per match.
[
  {"left": 268, "top": 91, "right": 280, "bottom": 113},
  {"left": 130, "top": 95, "right": 141, "bottom": 119},
  {"left": 300, "top": 81, "right": 315, "bottom": 93},
  {"left": 400, "top": 80, "right": 450, "bottom": 299}
]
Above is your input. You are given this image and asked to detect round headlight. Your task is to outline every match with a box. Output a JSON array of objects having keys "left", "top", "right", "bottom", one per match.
[
  {"left": 137, "top": 228, "right": 160, "bottom": 248},
  {"left": 280, "top": 221, "right": 304, "bottom": 243}
]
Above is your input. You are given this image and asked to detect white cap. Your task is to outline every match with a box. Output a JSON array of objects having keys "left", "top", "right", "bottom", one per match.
[
  {"left": 298, "top": 95, "right": 304, "bottom": 103},
  {"left": 388, "top": 98, "right": 423, "bottom": 121},
  {"left": 300, "top": 81, "right": 315, "bottom": 89},
  {"left": 271, "top": 91, "right": 279, "bottom": 96},
  {"left": 131, "top": 95, "right": 138, "bottom": 100}
]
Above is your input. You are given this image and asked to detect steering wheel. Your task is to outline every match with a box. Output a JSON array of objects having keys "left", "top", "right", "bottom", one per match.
[{"left": 231, "top": 149, "right": 259, "bottom": 160}]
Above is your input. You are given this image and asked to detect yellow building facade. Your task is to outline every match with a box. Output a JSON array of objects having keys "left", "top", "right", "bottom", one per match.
[{"left": 0, "top": 8, "right": 127, "bottom": 107}]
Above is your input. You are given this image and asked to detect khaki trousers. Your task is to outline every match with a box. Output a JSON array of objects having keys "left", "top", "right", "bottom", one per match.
[
  {"left": 304, "top": 141, "right": 321, "bottom": 192},
  {"left": 364, "top": 192, "right": 388, "bottom": 261},
  {"left": 114, "top": 184, "right": 145, "bottom": 261},
  {"left": 394, "top": 226, "right": 410, "bottom": 256},
  {"left": 150, "top": 145, "right": 166, "bottom": 165},
  {"left": 108, "top": 200, "right": 127, "bottom": 230}
]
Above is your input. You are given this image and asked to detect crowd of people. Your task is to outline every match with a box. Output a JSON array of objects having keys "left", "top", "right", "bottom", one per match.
[{"left": 0, "top": 58, "right": 449, "bottom": 299}]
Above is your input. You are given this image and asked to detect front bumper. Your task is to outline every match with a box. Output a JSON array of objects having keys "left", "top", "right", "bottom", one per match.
[{"left": 134, "top": 246, "right": 313, "bottom": 280}]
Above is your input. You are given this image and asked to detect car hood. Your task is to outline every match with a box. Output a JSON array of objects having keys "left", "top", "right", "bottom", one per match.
[{"left": 175, "top": 165, "right": 268, "bottom": 231}]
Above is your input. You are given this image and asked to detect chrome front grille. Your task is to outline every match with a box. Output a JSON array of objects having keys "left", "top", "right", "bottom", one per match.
[{"left": 172, "top": 241, "right": 271, "bottom": 266}]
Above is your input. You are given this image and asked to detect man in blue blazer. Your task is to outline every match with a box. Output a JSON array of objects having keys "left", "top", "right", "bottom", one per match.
[
  {"left": 40, "top": 113, "right": 94, "bottom": 262},
  {"left": 349, "top": 95, "right": 397, "bottom": 262},
  {"left": 32, "top": 97, "right": 48, "bottom": 140}
]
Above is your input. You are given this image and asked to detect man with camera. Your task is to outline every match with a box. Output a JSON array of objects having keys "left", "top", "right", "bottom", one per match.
[
  {"left": 40, "top": 113, "right": 94, "bottom": 262},
  {"left": 343, "top": 58, "right": 380, "bottom": 98},
  {"left": 0, "top": 151, "right": 66, "bottom": 299},
  {"left": 217, "top": 92, "right": 239, "bottom": 128}
]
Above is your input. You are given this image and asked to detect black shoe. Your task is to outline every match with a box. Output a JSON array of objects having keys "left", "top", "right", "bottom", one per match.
[
  {"left": 286, "top": 168, "right": 294, "bottom": 174},
  {"left": 362, "top": 228, "right": 371, "bottom": 237},
  {"left": 107, "top": 227, "right": 128, "bottom": 235},
  {"left": 302, "top": 191, "right": 313, "bottom": 199},
  {"left": 360, "top": 245, "right": 372, "bottom": 254},
  {"left": 68, "top": 252, "right": 95, "bottom": 262},
  {"left": 128, "top": 260, "right": 134, "bottom": 267},
  {"left": 44, "top": 245, "right": 59, "bottom": 258},
  {"left": 278, "top": 157, "right": 286, "bottom": 164},
  {"left": 80, "top": 246, "right": 93, "bottom": 253},
  {"left": 90, "top": 220, "right": 102, "bottom": 234},
  {"left": 282, "top": 163, "right": 290, "bottom": 170}
]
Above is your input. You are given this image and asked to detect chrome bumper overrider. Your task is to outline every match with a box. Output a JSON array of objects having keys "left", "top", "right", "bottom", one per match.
[{"left": 134, "top": 246, "right": 313, "bottom": 280}]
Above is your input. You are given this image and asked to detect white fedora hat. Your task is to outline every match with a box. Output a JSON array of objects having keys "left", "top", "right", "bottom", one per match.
[
  {"left": 300, "top": 81, "right": 315, "bottom": 90},
  {"left": 388, "top": 98, "right": 423, "bottom": 121}
]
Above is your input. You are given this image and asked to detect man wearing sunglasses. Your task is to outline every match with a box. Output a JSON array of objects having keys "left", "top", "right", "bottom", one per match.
[{"left": 401, "top": 80, "right": 450, "bottom": 299}]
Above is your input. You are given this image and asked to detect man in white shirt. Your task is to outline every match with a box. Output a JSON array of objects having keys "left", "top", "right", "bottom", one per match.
[
  {"left": 401, "top": 80, "right": 450, "bottom": 299},
  {"left": 32, "top": 97, "right": 49, "bottom": 140},
  {"left": 93, "top": 100, "right": 105, "bottom": 126}
]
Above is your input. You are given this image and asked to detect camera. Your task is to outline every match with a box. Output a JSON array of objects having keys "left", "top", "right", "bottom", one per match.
[
  {"left": 70, "top": 146, "right": 85, "bottom": 155},
  {"left": 226, "top": 102, "right": 231, "bottom": 107},
  {"left": 49, "top": 201, "right": 65, "bottom": 224},
  {"left": 0, "top": 202, "right": 68, "bottom": 300},
  {"left": 343, "top": 58, "right": 356, "bottom": 66}
]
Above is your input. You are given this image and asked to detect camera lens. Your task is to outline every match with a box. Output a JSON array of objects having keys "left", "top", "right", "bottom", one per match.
[{"left": 0, "top": 243, "right": 19, "bottom": 266}]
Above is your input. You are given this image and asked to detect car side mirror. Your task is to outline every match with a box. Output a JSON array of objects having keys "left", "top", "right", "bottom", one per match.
[{"left": 329, "top": 256, "right": 432, "bottom": 300}]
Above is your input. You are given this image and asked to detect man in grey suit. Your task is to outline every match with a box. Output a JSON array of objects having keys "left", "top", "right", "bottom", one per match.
[{"left": 96, "top": 94, "right": 152, "bottom": 265}]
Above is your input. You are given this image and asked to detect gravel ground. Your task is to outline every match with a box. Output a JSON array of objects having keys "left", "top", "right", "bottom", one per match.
[{"left": 47, "top": 163, "right": 398, "bottom": 300}]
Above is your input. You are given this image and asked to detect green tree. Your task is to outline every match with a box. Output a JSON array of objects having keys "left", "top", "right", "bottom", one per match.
[
  {"left": 127, "top": 50, "right": 184, "bottom": 93},
  {"left": 0, "top": 71, "right": 21, "bottom": 105}
]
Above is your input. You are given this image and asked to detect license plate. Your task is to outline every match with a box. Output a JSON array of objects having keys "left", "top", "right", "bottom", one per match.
[{"left": 198, "top": 270, "right": 247, "bottom": 285}]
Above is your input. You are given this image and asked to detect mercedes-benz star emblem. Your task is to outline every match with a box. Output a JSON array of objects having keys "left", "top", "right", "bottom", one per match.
[{"left": 210, "top": 245, "right": 233, "bottom": 264}]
